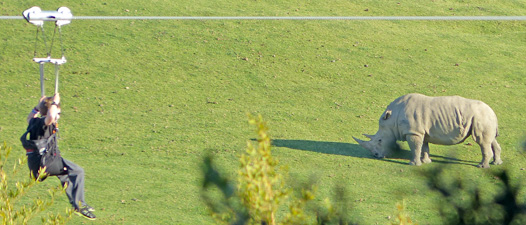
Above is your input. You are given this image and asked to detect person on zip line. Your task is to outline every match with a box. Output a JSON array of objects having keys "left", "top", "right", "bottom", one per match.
[{"left": 25, "top": 93, "right": 97, "bottom": 220}]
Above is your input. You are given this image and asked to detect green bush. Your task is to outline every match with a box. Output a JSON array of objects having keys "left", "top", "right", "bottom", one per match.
[
  {"left": 201, "top": 115, "right": 296, "bottom": 224},
  {"left": 422, "top": 166, "right": 526, "bottom": 224},
  {"left": 237, "top": 114, "right": 290, "bottom": 224},
  {"left": 201, "top": 115, "right": 360, "bottom": 225},
  {"left": 0, "top": 142, "right": 71, "bottom": 225}
]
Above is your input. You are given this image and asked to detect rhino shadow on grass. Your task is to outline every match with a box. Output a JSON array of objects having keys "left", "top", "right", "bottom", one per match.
[
  {"left": 272, "top": 139, "right": 368, "bottom": 157},
  {"left": 272, "top": 139, "right": 478, "bottom": 166}
]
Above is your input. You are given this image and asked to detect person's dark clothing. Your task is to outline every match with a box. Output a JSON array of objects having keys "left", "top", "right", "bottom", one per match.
[{"left": 26, "top": 117, "right": 89, "bottom": 209}]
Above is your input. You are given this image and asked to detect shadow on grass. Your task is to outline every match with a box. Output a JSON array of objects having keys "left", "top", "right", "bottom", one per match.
[
  {"left": 272, "top": 139, "right": 479, "bottom": 167},
  {"left": 272, "top": 139, "right": 369, "bottom": 158}
]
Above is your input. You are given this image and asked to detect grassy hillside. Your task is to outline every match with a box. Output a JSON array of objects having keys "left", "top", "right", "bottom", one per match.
[{"left": 1, "top": 1, "right": 526, "bottom": 224}]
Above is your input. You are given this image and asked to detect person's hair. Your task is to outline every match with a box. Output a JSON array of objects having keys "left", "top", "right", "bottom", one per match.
[{"left": 37, "top": 97, "right": 60, "bottom": 116}]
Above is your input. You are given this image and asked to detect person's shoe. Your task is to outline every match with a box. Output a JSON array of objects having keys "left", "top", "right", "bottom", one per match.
[
  {"left": 74, "top": 206, "right": 96, "bottom": 220},
  {"left": 85, "top": 204, "right": 95, "bottom": 212}
]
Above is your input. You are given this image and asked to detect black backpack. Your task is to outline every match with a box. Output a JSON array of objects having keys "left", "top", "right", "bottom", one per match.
[{"left": 20, "top": 119, "right": 65, "bottom": 178}]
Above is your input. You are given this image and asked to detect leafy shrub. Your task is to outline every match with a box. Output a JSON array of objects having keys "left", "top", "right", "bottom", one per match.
[
  {"left": 201, "top": 115, "right": 359, "bottom": 225},
  {"left": 237, "top": 114, "right": 290, "bottom": 224},
  {"left": 0, "top": 142, "right": 71, "bottom": 224},
  {"left": 422, "top": 166, "right": 526, "bottom": 225}
]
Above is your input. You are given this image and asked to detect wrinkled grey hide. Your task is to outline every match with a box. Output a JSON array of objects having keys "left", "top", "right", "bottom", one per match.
[{"left": 353, "top": 93, "right": 502, "bottom": 168}]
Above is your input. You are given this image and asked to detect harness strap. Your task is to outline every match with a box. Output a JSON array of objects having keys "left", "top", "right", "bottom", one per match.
[{"left": 21, "top": 120, "right": 58, "bottom": 153}]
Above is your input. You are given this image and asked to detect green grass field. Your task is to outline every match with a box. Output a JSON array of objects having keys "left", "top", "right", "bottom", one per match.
[{"left": 1, "top": 1, "right": 526, "bottom": 224}]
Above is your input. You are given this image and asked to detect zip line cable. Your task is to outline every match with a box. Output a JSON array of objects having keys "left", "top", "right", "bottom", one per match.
[{"left": 3, "top": 15, "right": 526, "bottom": 21}]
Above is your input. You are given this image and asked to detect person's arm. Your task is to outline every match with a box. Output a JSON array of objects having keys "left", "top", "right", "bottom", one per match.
[
  {"left": 27, "top": 96, "right": 45, "bottom": 124},
  {"left": 45, "top": 93, "right": 60, "bottom": 126}
]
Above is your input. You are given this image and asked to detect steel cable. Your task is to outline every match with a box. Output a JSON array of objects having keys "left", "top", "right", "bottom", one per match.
[{"left": 2, "top": 16, "right": 526, "bottom": 21}]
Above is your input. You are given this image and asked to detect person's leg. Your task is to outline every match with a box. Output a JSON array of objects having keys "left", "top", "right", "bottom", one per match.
[
  {"left": 58, "top": 158, "right": 86, "bottom": 208},
  {"left": 58, "top": 158, "right": 96, "bottom": 220}
]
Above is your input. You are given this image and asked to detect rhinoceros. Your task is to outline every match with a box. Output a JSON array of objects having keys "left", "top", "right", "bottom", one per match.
[{"left": 353, "top": 93, "right": 502, "bottom": 168}]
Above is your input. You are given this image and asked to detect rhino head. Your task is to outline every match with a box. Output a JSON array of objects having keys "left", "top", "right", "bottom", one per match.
[
  {"left": 353, "top": 110, "right": 397, "bottom": 158},
  {"left": 353, "top": 133, "right": 396, "bottom": 158}
]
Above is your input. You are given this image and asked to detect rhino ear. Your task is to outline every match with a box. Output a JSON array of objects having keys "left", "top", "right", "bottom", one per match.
[{"left": 383, "top": 110, "right": 392, "bottom": 120}]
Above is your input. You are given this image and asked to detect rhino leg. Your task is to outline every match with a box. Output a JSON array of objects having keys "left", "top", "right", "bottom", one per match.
[
  {"left": 477, "top": 142, "right": 493, "bottom": 168},
  {"left": 491, "top": 139, "right": 503, "bottom": 165},
  {"left": 407, "top": 135, "right": 424, "bottom": 166},
  {"left": 421, "top": 142, "right": 432, "bottom": 164}
]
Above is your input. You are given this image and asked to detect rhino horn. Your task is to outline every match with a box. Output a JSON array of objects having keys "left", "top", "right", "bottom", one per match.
[
  {"left": 352, "top": 136, "right": 372, "bottom": 152},
  {"left": 363, "top": 133, "right": 375, "bottom": 139}
]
